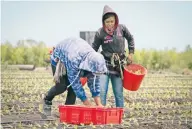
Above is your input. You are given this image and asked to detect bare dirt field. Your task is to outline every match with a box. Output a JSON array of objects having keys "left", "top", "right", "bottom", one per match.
[{"left": 1, "top": 68, "right": 192, "bottom": 129}]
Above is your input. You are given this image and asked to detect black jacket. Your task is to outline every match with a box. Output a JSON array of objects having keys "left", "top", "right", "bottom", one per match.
[{"left": 92, "top": 5, "right": 135, "bottom": 60}]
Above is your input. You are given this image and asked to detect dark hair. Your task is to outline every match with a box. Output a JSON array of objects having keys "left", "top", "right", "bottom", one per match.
[{"left": 103, "top": 13, "right": 116, "bottom": 21}]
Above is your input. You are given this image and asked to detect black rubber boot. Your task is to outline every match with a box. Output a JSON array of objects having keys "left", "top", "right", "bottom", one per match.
[{"left": 43, "top": 96, "right": 52, "bottom": 116}]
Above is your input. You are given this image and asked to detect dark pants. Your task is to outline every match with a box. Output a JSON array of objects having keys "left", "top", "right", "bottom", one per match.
[{"left": 45, "top": 65, "right": 76, "bottom": 105}]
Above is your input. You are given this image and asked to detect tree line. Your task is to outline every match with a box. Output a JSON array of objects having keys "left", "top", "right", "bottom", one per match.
[{"left": 1, "top": 40, "right": 192, "bottom": 71}]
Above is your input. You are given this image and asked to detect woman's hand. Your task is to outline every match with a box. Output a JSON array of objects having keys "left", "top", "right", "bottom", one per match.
[
  {"left": 83, "top": 99, "right": 92, "bottom": 107},
  {"left": 127, "top": 53, "right": 133, "bottom": 63},
  {"left": 94, "top": 96, "right": 104, "bottom": 107}
]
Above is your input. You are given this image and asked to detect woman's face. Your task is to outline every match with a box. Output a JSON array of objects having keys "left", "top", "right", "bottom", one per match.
[{"left": 104, "top": 16, "right": 115, "bottom": 30}]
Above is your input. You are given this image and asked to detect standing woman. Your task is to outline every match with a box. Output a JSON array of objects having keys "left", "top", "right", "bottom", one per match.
[{"left": 92, "top": 5, "right": 135, "bottom": 107}]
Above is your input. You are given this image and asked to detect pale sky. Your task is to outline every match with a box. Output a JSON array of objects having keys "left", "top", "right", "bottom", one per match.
[{"left": 1, "top": 1, "right": 192, "bottom": 51}]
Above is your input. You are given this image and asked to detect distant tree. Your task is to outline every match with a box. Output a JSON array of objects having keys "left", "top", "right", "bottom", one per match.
[{"left": 1, "top": 41, "right": 13, "bottom": 64}]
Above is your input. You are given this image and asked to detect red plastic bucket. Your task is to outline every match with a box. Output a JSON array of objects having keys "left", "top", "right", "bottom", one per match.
[
  {"left": 80, "top": 77, "right": 87, "bottom": 86},
  {"left": 123, "top": 64, "right": 147, "bottom": 91}
]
